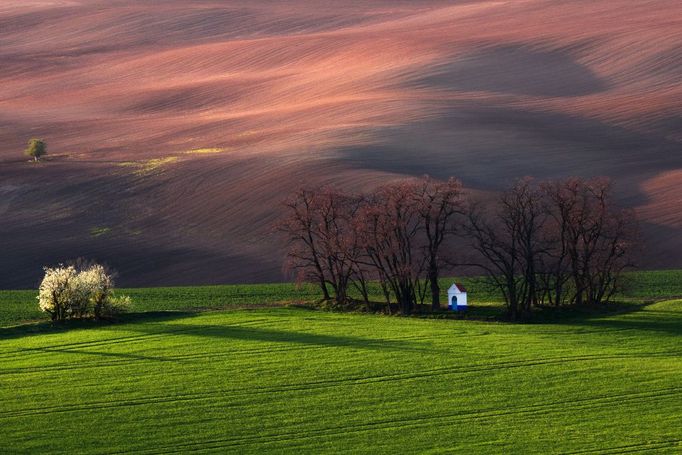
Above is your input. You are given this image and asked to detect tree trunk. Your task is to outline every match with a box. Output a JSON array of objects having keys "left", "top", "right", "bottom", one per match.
[
  {"left": 335, "top": 285, "right": 347, "bottom": 305},
  {"left": 320, "top": 278, "right": 330, "bottom": 301},
  {"left": 429, "top": 267, "right": 440, "bottom": 311}
]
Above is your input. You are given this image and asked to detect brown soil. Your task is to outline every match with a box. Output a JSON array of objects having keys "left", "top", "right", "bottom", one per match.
[{"left": 1, "top": 1, "right": 681, "bottom": 288}]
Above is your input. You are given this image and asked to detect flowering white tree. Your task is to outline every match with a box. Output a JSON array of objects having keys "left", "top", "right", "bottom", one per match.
[
  {"left": 78, "top": 264, "right": 113, "bottom": 319},
  {"left": 38, "top": 266, "right": 80, "bottom": 321},
  {"left": 37, "top": 263, "right": 129, "bottom": 321}
]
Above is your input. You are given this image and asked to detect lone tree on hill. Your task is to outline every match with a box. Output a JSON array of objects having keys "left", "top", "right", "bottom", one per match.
[{"left": 25, "top": 138, "right": 47, "bottom": 161}]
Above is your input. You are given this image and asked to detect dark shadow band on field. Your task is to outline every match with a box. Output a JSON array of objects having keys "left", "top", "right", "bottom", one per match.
[
  {"left": 406, "top": 42, "right": 611, "bottom": 98},
  {"left": 18, "top": 345, "right": 178, "bottom": 363},
  {"left": 2, "top": 300, "right": 679, "bottom": 344},
  {"left": 559, "top": 312, "right": 682, "bottom": 337},
  {"left": 126, "top": 319, "right": 435, "bottom": 353},
  {"left": 333, "top": 103, "right": 682, "bottom": 191},
  {"left": 1, "top": 308, "right": 436, "bottom": 352},
  {"left": 0, "top": 311, "right": 198, "bottom": 341},
  {"left": 528, "top": 300, "right": 682, "bottom": 337}
]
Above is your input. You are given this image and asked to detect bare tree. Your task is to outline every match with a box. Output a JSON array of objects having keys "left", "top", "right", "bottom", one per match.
[
  {"left": 539, "top": 179, "right": 580, "bottom": 306},
  {"left": 279, "top": 188, "right": 330, "bottom": 300},
  {"left": 355, "top": 182, "right": 426, "bottom": 314},
  {"left": 542, "top": 178, "right": 637, "bottom": 305},
  {"left": 280, "top": 187, "right": 365, "bottom": 303},
  {"left": 313, "top": 189, "right": 363, "bottom": 304},
  {"left": 280, "top": 175, "right": 638, "bottom": 318},
  {"left": 411, "top": 177, "right": 466, "bottom": 310},
  {"left": 347, "top": 215, "right": 375, "bottom": 308},
  {"left": 466, "top": 178, "right": 546, "bottom": 320}
]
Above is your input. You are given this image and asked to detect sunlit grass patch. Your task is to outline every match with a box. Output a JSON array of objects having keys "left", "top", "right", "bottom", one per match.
[
  {"left": 117, "top": 157, "right": 179, "bottom": 175},
  {"left": 89, "top": 226, "right": 111, "bottom": 237}
]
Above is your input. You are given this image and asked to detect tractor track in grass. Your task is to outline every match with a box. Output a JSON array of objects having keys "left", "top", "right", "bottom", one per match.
[
  {"left": 562, "top": 439, "right": 682, "bottom": 454},
  {"left": 0, "top": 317, "right": 282, "bottom": 356},
  {"left": 0, "top": 331, "right": 188, "bottom": 359},
  {"left": 1, "top": 308, "right": 666, "bottom": 360},
  {"left": 3, "top": 302, "right": 666, "bottom": 357},
  {"left": 103, "top": 388, "right": 682, "bottom": 454},
  {"left": 0, "top": 343, "right": 338, "bottom": 375},
  {"left": 2, "top": 353, "right": 680, "bottom": 419},
  {"left": 0, "top": 331, "right": 465, "bottom": 364},
  {"left": 4, "top": 346, "right": 680, "bottom": 378},
  {"left": 0, "top": 331, "right": 437, "bottom": 373},
  {"left": 0, "top": 346, "right": 679, "bottom": 377},
  {"left": 0, "top": 344, "right": 328, "bottom": 375},
  {"left": 0, "top": 313, "right": 459, "bottom": 360},
  {"left": 0, "top": 317, "right": 316, "bottom": 360}
]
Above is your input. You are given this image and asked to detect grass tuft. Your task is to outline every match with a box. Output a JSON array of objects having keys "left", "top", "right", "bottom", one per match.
[{"left": 89, "top": 226, "right": 111, "bottom": 237}]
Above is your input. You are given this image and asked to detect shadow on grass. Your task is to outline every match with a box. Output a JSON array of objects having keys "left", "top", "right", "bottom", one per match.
[
  {"left": 564, "top": 303, "right": 682, "bottom": 336},
  {"left": 525, "top": 300, "right": 682, "bottom": 337},
  {"left": 0, "top": 308, "right": 430, "bottom": 353},
  {"left": 0, "top": 311, "right": 198, "bottom": 341},
  {"left": 127, "top": 319, "right": 435, "bottom": 353},
  {"left": 527, "top": 301, "right": 647, "bottom": 323},
  {"left": 19, "top": 345, "right": 180, "bottom": 362},
  {"left": 2, "top": 301, "right": 680, "bottom": 344},
  {"left": 407, "top": 301, "right": 649, "bottom": 323},
  {"left": 420, "top": 300, "right": 682, "bottom": 337},
  {"left": 574, "top": 317, "right": 682, "bottom": 337}
]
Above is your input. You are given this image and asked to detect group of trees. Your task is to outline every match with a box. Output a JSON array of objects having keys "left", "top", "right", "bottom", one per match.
[
  {"left": 280, "top": 176, "right": 638, "bottom": 319},
  {"left": 37, "top": 263, "right": 130, "bottom": 321},
  {"left": 279, "top": 178, "right": 466, "bottom": 314},
  {"left": 467, "top": 177, "right": 638, "bottom": 320}
]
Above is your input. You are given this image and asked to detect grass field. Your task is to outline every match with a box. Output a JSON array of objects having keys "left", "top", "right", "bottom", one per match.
[
  {"left": 2, "top": 270, "right": 681, "bottom": 327},
  {"left": 1, "top": 271, "right": 681, "bottom": 453}
]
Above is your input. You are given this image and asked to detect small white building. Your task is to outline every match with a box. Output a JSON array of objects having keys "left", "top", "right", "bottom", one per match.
[{"left": 447, "top": 282, "right": 468, "bottom": 311}]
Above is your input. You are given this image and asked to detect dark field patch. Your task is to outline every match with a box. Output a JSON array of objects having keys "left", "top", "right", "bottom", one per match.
[{"left": 412, "top": 44, "right": 610, "bottom": 97}]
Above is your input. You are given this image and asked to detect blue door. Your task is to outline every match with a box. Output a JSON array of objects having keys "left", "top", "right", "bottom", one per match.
[{"left": 451, "top": 295, "right": 457, "bottom": 310}]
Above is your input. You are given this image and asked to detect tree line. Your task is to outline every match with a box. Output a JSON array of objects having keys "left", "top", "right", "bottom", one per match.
[{"left": 279, "top": 176, "right": 638, "bottom": 319}]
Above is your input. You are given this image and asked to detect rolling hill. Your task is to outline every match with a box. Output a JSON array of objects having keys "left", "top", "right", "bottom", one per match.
[{"left": 1, "top": 0, "right": 681, "bottom": 288}]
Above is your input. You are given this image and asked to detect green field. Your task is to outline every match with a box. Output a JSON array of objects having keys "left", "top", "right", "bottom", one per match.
[
  {"left": 1, "top": 271, "right": 682, "bottom": 453},
  {"left": 3, "top": 270, "right": 681, "bottom": 328}
]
